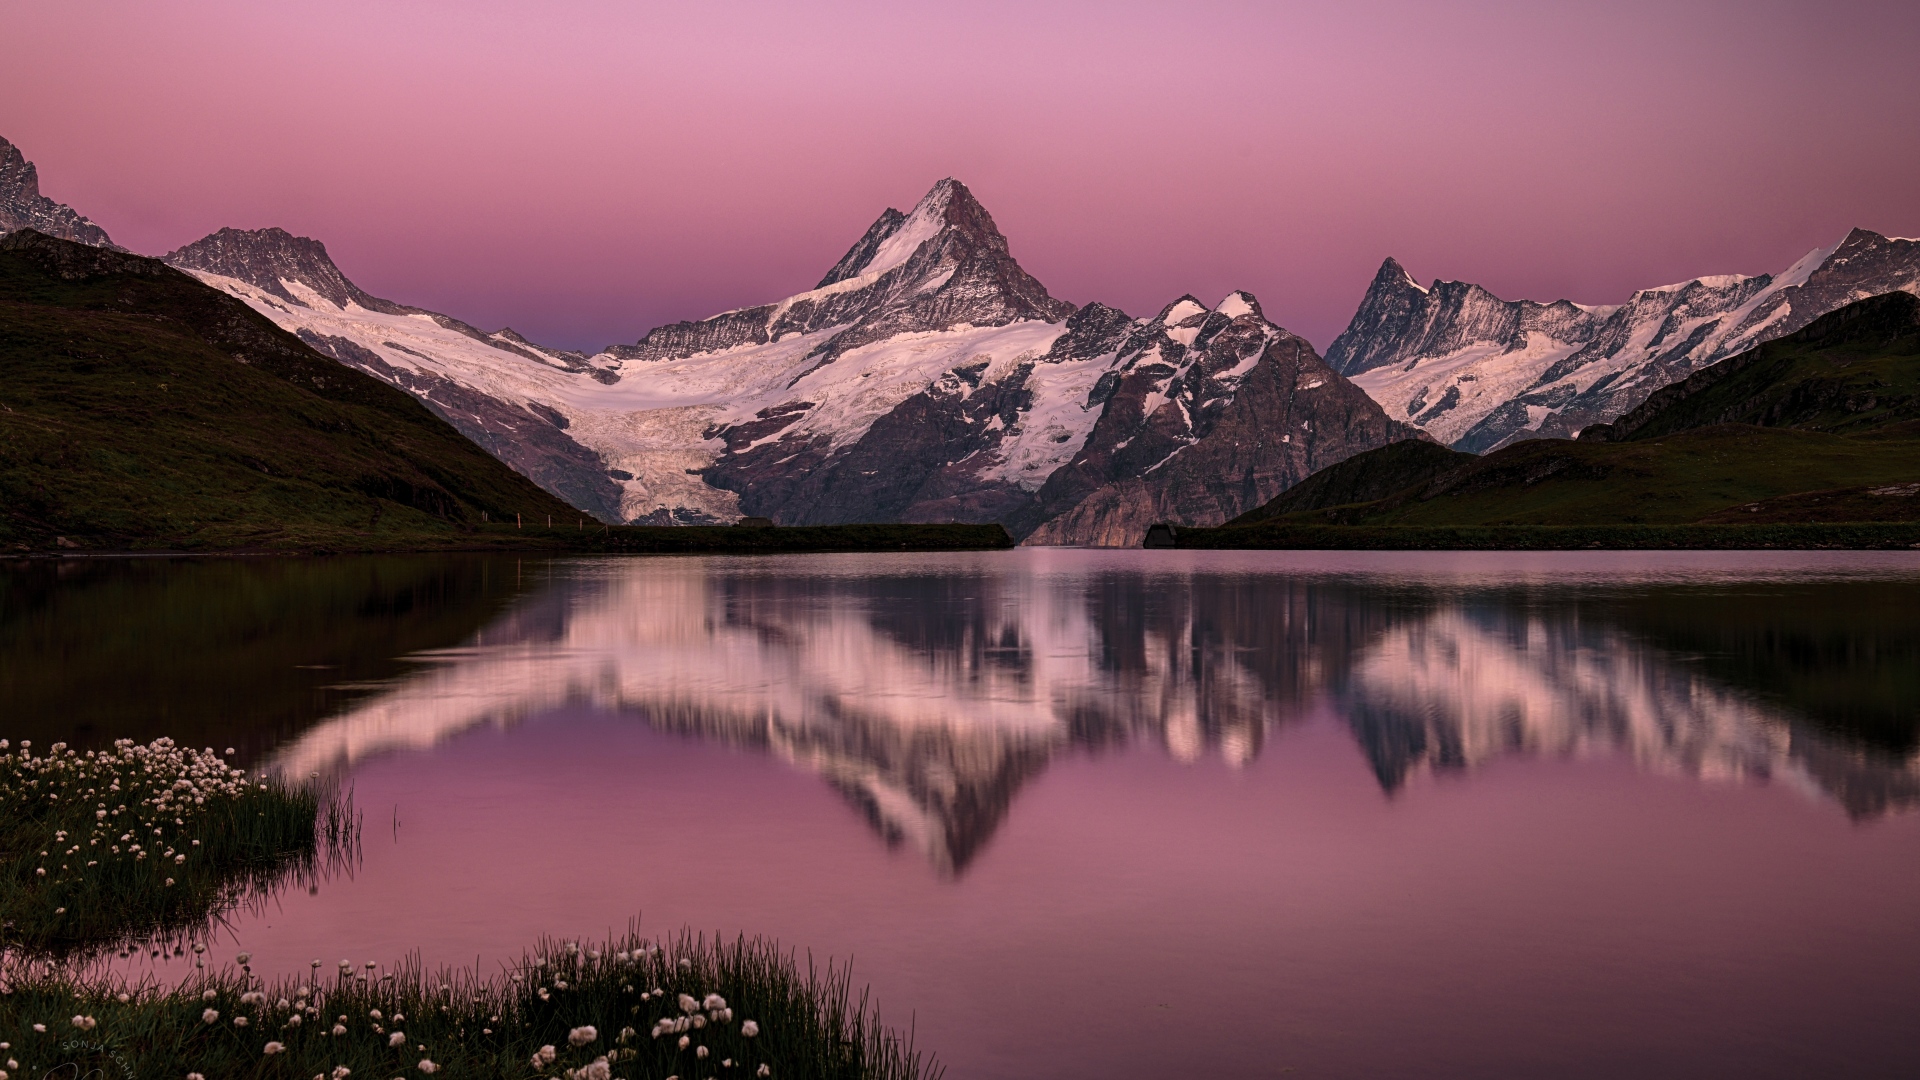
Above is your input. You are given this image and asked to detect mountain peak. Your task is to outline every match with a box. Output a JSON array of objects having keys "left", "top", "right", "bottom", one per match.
[
  {"left": 625, "top": 178, "right": 1071, "bottom": 365},
  {"left": 165, "top": 226, "right": 404, "bottom": 314},
  {"left": 814, "top": 177, "right": 997, "bottom": 289},
  {"left": 1216, "top": 290, "right": 1263, "bottom": 321},
  {"left": 1371, "top": 256, "right": 1427, "bottom": 295},
  {"left": 0, "top": 136, "right": 120, "bottom": 250}
]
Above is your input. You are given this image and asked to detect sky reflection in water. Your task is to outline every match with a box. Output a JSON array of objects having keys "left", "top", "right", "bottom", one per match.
[{"left": 30, "top": 550, "right": 1920, "bottom": 1078}]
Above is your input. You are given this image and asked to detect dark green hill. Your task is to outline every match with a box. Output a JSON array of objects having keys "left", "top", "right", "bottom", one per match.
[
  {"left": 1224, "top": 437, "right": 1471, "bottom": 526},
  {"left": 1181, "top": 292, "right": 1920, "bottom": 546},
  {"left": 1579, "top": 290, "right": 1920, "bottom": 442},
  {"left": 0, "top": 229, "right": 581, "bottom": 552}
]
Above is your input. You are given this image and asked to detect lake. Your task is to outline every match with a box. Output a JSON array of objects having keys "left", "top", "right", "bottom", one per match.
[{"left": 6, "top": 549, "right": 1918, "bottom": 1078}]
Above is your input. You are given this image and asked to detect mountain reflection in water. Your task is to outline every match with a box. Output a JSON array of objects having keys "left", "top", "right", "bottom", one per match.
[{"left": 267, "top": 553, "right": 1920, "bottom": 872}]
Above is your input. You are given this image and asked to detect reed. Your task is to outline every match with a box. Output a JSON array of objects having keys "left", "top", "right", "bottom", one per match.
[
  {"left": 0, "top": 738, "right": 357, "bottom": 959},
  {"left": 0, "top": 927, "right": 939, "bottom": 1080}
]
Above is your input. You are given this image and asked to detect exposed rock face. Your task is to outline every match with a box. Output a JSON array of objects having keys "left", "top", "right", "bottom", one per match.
[
  {"left": 0, "top": 137, "right": 120, "bottom": 249},
  {"left": 166, "top": 227, "right": 412, "bottom": 314},
  {"left": 707, "top": 301, "right": 1138, "bottom": 527},
  {"left": 1329, "top": 230, "right": 1920, "bottom": 451},
  {"left": 1015, "top": 293, "right": 1423, "bottom": 546}
]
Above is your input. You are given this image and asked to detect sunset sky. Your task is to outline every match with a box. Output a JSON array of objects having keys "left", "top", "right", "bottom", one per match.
[{"left": 6, "top": 0, "right": 1917, "bottom": 353}]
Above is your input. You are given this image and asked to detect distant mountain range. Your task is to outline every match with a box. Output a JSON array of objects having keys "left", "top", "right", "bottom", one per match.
[
  {"left": 1230, "top": 290, "right": 1920, "bottom": 530},
  {"left": 7, "top": 132, "right": 1917, "bottom": 542},
  {"left": 156, "top": 174, "right": 1417, "bottom": 544},
  {"left": 1328, "top": 231, "right": 1920, "bottom": 452}
]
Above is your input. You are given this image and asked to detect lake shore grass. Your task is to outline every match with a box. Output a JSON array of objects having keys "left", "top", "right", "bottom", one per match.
[
  {"left": 1166, "top": 520, "right": 1920, "bottom": 550},
  {"left": 0, "top": 928, "right": 938, "bottom": 1080},
  {"left": 6, "top": 522, "right": 1016, "bottom": 558},
  {"left": 0, "top": 739, "right": 356, "bottom": 960}
]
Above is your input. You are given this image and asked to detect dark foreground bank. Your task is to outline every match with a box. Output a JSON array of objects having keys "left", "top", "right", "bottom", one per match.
[
  {"left": 0, "top": 929, "right": 938, "bottom": 1080},
  {"left": 6, "top": 522, "right": 1015, "bottom": 558},
  {"left": 1157, "top": 521, "right": 1920, "bottom": 550}
]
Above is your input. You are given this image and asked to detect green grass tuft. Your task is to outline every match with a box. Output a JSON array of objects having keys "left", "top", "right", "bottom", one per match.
[
  {"left": 0, "top": 926, "right": 939, "bottom": 1080},
  {"left": 0, "top": 738, "right": 357, "bottom": 960}
]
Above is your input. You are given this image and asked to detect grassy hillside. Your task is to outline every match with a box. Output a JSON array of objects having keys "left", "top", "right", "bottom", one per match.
[
  {"left": 0, "top": 229, "right": 582, "bottom": 552},
  {"left": 1190, "top": 292, "right": 1920, "bottom": 546},
  {"left": 1582, "top": 290, "right": 1920, "bottom": 442}
]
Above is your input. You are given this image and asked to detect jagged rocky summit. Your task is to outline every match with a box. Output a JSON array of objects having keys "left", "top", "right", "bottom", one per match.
[
  {"left": 0, "top": 137, "right": 120, "bottom": 250},
  {"left": 158, "top": 177, "right": 1412, "bottom": 544},
  {"left": 1327, "top": 231, "right": 1920, "bottom": 452}
]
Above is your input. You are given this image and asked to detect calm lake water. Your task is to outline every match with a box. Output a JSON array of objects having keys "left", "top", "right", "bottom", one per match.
[{"left": 7, "top": 550, "right": 1919, "bottom": 1078}]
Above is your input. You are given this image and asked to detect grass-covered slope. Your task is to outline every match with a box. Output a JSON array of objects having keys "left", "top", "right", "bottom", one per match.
[
  {"left": 1580, "top": 290, "right": 1920, "bottom": 442},
  {"left": 1184, "top": 293, "right": 1920, "bottom": 546},
  {"left": 1223, "top": 438, "right": 1471, "bottom": 526},
  {"left": 0, "top": 230, "right": 582, "bottom": 552}
]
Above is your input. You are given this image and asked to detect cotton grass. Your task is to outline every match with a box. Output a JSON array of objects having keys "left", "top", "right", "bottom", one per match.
[
  {"left": 0, "top": 926, "right": 937, "bottom": 1079},
  {"left": 0, "top": 738, "right": 358, "bottom": 958}
]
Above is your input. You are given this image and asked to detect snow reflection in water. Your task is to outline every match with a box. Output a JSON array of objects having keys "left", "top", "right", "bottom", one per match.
[{"left": 269, "top": 551, "right": 1920, "bottom": 872}]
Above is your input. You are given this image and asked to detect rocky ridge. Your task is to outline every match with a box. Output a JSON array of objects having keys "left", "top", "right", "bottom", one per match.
[
  {"left": 1015, "top": 293, "right": 1422, "bottom": 545},
  {"left": 1329, "top": 230, "right": 1920, "bottom": 451},
  {"left": 0, "top": 137, "right": 120, "bottom": 250}
]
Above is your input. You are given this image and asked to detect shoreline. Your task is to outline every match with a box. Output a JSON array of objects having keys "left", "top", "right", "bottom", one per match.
[
  {"left": 2, "top": 522, "right": 1016, "bottom": 559},
  {"left": 1161, "top": 521, "right": 1920, "bottom": 550}
]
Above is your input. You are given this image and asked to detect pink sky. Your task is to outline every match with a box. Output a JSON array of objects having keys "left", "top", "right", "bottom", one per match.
[{"left": 6, "top": 0, "right": 1917, "bottom": 353}]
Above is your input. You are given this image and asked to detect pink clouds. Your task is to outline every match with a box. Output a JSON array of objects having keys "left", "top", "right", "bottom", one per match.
[{"left": 5, "top": 0, "right": 1917, "bottom": 352}]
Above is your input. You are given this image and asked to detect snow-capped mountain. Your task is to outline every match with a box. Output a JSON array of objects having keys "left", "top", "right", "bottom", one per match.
[
  {"left": 1328, "top": 230, "right": 1920, "bottom": 451},
  {"left": 166, "top": 227, "right": 631, "bottom": 521},
  {"left": 159, "top": 178, "right": 1410, "bottom": 543},
  {"left": 0, "top": 137, "right": 120, "bottom": 250},
  {"left": 1013, "top": 292, "right": 1421, "bottom": 545}
]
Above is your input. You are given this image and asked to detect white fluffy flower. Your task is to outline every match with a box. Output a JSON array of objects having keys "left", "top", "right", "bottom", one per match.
[
  {"left": 678, "top": 1035, "right": 691, "bottom": 1050},
  {"left": 696, "top": 1046, "right": 710, "bottom": 1059},
  {"left": 202, "top": 1009, "right": 219, "bottom": 1024},
  {"left": 331, "top": 1023, "right": 347, "bottom": 1036},
  {"left": 758, "top": 1066, "right": 772, "bottom": 1077},
  {"left": 263, "top": 1041, "right": 285, "bottom": 1054},
  {"left": 417, "top": 1061, "right": 439, "bottom": 1075},
  {"left": 678, "top": 993, "right": 699, "bottom": 1014},
  {"left": 389, "top": 1032, "right": 406, "bottom": 1047},
  {"left": 568, "top": 1025, "right": 598, "bottom": 1047},
  {"left": 741, "top": 1020, "right": 760, "bottom": 1038},
  {"left": 702, "top": 994, "right": 727, "bottom": 1011},
  {"left": 69, "top": 1016, "right": 95, "bottom": 1030}
]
